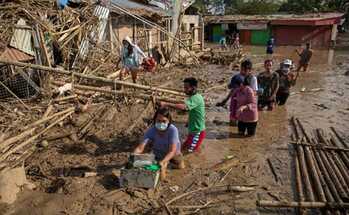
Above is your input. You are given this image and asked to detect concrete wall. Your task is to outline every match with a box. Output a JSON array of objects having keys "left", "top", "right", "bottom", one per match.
[
  {"left": 182, "top": 15, "right": 200, "bottom": 44},
  {"left": 111, "top": 16, "right": 166, "bottom": 53}
]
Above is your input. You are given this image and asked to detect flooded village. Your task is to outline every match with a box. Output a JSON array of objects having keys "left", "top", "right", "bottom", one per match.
[{"left": 0, "top": 0, "right": 348, "bottom": 215}]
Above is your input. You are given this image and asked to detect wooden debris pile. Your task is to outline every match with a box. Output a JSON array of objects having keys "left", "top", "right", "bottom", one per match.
[
  {"left": 0, "top": 0, "right": 116, "bottom": 74},
  {"left": 258, "top": 117, "right": 349, "bottom": 213},
  {"left": 200, "top": 48, "right": 244, "bottom": 65}
]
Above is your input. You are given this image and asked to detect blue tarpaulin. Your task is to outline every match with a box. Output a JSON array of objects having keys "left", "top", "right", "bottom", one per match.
[{"left": 58, "top": 0, "right": 68, "bottom": 9}]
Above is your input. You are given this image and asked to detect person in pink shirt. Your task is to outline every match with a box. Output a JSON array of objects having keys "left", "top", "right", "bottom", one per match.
[{"left": 233, "top": 75, "right": 258, "bottom": 136}]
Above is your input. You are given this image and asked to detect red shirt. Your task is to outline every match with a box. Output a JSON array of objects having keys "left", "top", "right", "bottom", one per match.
[{"left": 233, "top": 86, "right": 258, "bottom": 122}]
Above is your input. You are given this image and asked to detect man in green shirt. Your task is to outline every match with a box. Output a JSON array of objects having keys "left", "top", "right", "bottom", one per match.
[{"left": 160, "top": 77, "right": 206, "bottom": 152}]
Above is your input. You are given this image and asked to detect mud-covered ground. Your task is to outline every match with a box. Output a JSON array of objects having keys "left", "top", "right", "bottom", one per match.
[{"left": 1, "top": 34, "right": 349, "bottom": 215}]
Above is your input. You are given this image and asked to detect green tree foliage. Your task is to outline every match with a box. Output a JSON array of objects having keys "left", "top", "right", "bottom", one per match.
[
  {"left": 279, "top": 0, "right": 348, "bottom": 13},
  {"left": 233, "top": 0, "right": 281, "bottom": 15}
]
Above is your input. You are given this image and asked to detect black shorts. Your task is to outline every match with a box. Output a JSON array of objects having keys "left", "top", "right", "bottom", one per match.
[
  {"left": 258, "top": 98, "right": 275, "bottom": 110},
  {"left": 276, "top": 91, "right": 290, "bottom": 106},
  {"left": 238, "top": 121, "right": 258, "bottom": 136}
]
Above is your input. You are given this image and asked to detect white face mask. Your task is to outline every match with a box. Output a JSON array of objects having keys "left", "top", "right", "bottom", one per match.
[{"left": 155, "top": 122, "right": 168, "bottom": 131}]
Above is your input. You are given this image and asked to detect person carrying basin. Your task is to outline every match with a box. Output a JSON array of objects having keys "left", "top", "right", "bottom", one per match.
[{"left": 133, "top": 107, "right": 184, "bottom": 180}]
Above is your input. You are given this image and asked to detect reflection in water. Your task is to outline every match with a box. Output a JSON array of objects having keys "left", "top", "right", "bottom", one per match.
[
  {"left": 328, "top": 49, "right": 334, "bottom": 65},
  {"left": 242, "top": 45, "right": 336, "bottom": 72}
]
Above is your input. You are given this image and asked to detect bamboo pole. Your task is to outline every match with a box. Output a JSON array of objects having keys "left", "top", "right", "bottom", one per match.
[
  {"left": 310, "top": 148, "right": 339, "bottom": 215},
  {"left": 327, "top": 144, "right": 349, "bottom": 186},
  {"left": 257, "top": 200, "right": 349, "bottom": 209},
  {"left": 111, "top": 4, "right": 199, "bottom": 64},
  {"left": 330, "top": 127, "right": 349, "bottom": 148},
  {"left": 330, "top": 137, "right": 349, "bottom": 169},
  {"left": 0, "top": 128, "right": 36, "bottom": 153},
  {"left": 310, "top": 138, "right": 343, "bottom": 204},
  {"left": 53, "top": 95, "right": 78, "bottom": 102},
  {"left": 316, "top": 129, "right": 349, "bottom": 198},
  {"left": 295, "top": 119, "right": 344, "bottom": 213},
  {"left": 0, "top": 111, "right": 74, "bottom": 161},
  {"left": 291, "top": 119, "right": 315, "bottom": 201},
  {"left": 289, "top": 142, "right": 349, "bottom": 152},
  {"left": 51, "top": 81, "right": 184, "bottom": 104},
  {"left": 22, "top": 107, "right": 75, "bottom": 130},
  {"left": 0, "top": 60, "right": 186, "bottom": 97}
]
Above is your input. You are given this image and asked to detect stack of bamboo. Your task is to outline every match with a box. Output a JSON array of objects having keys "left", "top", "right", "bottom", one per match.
[
  {"left": 0, "top": 106, "right": 76, "bottom": 171},
  {"left": 258, "top": 117, "right": 349, "bottom": 214}
]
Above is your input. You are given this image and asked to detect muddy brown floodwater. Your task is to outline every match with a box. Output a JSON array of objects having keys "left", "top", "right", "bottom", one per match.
[{"left": 1, "top": 42, "right": 349, "bottom": 215}]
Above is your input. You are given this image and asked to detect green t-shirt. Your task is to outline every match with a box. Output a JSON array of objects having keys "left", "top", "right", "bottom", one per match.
[{"left": 185, "top": 93, "right": 206, "bottom": 133}]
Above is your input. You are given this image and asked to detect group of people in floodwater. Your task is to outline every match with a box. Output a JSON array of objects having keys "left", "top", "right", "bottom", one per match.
[{"left": 127, "top": 37, "right": 313, "bottom": 180}]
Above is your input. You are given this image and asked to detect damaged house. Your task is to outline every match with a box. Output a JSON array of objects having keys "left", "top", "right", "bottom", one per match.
[{"left": 0, "top": 0, "right": 202, "bottom": 100}]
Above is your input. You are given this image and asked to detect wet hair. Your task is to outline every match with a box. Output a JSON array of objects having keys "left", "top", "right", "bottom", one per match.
[
  {"left": 243, "top": 75, "right": 253, "bottom": 86},
  {"left": 153, "top": 107, "right": 172, "bottom": 126},
  {"left": 264, "top": 59, "right": 273, "bottom": 65},
  {"left": 241, "top": 59, "right": 252, "bottom": 70},
  {"left": 183, "top": 77, "right": 198, "bottom": 87}
]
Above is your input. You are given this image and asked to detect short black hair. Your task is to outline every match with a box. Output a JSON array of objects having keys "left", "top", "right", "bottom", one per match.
[
  {"left": 241, "top": 59, "right": 252, "bottom": 70},
  {"left": 184, "top": 77, "right": 198, "bottom": 87},
  {"left": 264, "top": 59, "right": 273, "bottom": 65},
  {"left": 243, "top": 75, "right": 253, "bottom": 86},
  {"left": 153, "top": 107, "right": 172, "bottom": 126}
]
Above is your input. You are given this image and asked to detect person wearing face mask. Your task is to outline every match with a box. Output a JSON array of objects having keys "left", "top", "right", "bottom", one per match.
[
  {"left": 120, "top": 36, "right": 146, "bottom": 83},
  {"left": 160, "top": 77, "right": 206, "bottom": 153},
  {"left": 133, "top": 107, "right": 184, "bottom": 180},
  {"left": 275, "top": 59, "right": 299, "bottom": 105},
  {"left": 257, "top": 59, "right": 279, "bottom": 111}
]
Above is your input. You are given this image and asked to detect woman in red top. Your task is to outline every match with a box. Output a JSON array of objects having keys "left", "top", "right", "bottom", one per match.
[{"left": 233, "top": 75, "right": 258, "bottom": 136}]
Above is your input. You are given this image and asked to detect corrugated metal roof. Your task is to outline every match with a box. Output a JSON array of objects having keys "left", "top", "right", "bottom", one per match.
[
  {"left": 73, "top": 5, "right": 110, "bottom": 67},
  {"left": 10, "top": 19, "right": 35, "bottom": 56},
  {"left": 112, "top": 0, "right": 169, "bottom": 16},
  {"left": 204, "top": 13, "right": 344, "bottom": 23},
  {"left": 0, "top": 47, "right": 34, "bottom": 62}
]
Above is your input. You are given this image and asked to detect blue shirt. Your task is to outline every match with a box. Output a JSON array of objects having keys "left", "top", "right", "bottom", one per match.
[{"left": 143, "top": 124, "right": 181, "bottom": 160}]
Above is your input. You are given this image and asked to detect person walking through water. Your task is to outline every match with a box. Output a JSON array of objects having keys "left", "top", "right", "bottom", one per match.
[
  {"left": 133, "top": 107, "right": 184, "bottom": 180},
  {"left": 234, "top": 75, "right": 258, "bottom": 137},
  {"left": 296, "top": 42, "right": 313, "bottom": 72},
  {"left": 120, "top": 36, "right": 147, "bottom": 83},
  {"left": 276, "top": 59, "right": 299, "bottom": 105},
  {"left": 160, "top": 78, "right": 206, "bottom": 153},
  {"left": 257, "top": 59, "right": 279, "bottom": 111},
  {"left": 217, "top": 59, "right": 257, "bottom": 126},
  {"left": 266, "top": 36, "right": 275, "bottom": 58}
]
